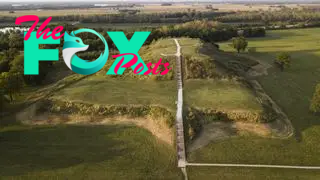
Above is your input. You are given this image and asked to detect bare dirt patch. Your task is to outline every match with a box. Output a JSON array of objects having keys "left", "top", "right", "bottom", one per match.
[
  {"left": 241, "top": 54, "right": 272, "bottom": 77},
  {"left": 22, "top": 113, "right": 174, "bottom": 145},
  {"left": 187, "top": 121, "right": 271, "bottom": 152}
]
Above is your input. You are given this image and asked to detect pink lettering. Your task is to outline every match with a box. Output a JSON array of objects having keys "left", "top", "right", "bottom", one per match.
[{"left": 15, "top": 15, "right": 64, "bottom": 41}]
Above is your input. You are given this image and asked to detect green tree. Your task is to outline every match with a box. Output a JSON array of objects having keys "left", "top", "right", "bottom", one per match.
[
  {"left": 232, "top": 36, "right": 248, "bottom": 53},
  {"left": 0, "top": 71, "right": 24, "bottom": 102},
  {"left": 275, "top": 52, "right": 291, "bottom": 71},
  {"left": 10, "top": 54, "right": 53, "bottom": 85},
  {"left": 310, "top": 84, "right": 320, "bottom": 114},
  {"left": 8, "top": 32, "right": 23, "bottom": 49},
  {"left": 9, "top": 54, "right": 24, "bottom": 73}
]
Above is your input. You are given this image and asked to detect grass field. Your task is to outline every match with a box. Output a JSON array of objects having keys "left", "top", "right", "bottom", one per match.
[
  {"left": 184, "top": 79, "right": 261, "bottom": 112},
  {"left": 49, "top": 36, "right": 261, "bottom": 114},
  {"left": 0, "top": 124, "right": 182, "bottom": 179},
  {"left": 187, "top": 166, "right": 320, "bottom": 180},
  {"left": 50, "top": 76, "right": 261, "bottom": 114},
  {"left": 4, "top": 31, "right": 320, "bottom": 179},
  {"left": 51, "top": 77, "right": 177, "bottom": 110},
  {"left": 187, "top": 28, "right": 320, "bottom": 179}
]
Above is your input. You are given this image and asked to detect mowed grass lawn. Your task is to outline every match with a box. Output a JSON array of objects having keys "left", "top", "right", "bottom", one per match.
[
  {"left": 0, "top": 124, "right": 182, "bottom": 180},
  {"left": 51, "top": 76, "right": 177, "bottom": 110},
  {"left": 185, "top": 79, "right": 262, "bottom": 112},
  {"left": 187, "top": 28, "right": 320, "bottom": 179}
]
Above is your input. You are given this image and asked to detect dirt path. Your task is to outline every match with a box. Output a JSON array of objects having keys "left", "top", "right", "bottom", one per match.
[
  {"left": 241, "top": 54, "right": 272, "bottom": 76},
  {"left": 188, "top": 121, "right": 272, "bottom": 152}
]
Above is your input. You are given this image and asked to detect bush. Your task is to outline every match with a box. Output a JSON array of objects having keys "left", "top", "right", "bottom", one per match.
[
  {"left": 39, "top": 99, "right": 175, "bottom": 126},
  {"left": 310, "top": 84, "right": 320, "bottom": 114},
  {"left": 185, "top": 56, "right": 216, "bottom": 79},
  {"left": 232, "top": 36, "right": 248, "bottom": 53},
  {"left": 275, "top": 52, "right": 291, "bottom": 71}
]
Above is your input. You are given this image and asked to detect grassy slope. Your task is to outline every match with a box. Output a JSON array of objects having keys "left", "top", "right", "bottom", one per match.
[
  {"left": 52, "top": 77, "right": 177, "bottom": 110},
  {"left": 188, "top": 166, "right": 320, "bottom": 180},
  {"left": 51, "top": 77, "right": 260, "bottom": 113},
  {"left": 188, "top": 28, "right": 320, "bottom": 179},
  {"left": 0, "top": 125, "right": 182, "bottom": 179},
  {"left": 52, "top": 38, "right": 261, "bottom": 113},
  {"left": 0, "top": 37, "right": 267, "bottom": 179},
  {"left": 185, "top": 79, "right": 261, "bottom": 112}
]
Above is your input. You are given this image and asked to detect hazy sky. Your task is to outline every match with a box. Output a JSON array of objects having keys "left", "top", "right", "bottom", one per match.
[{"left": 0, "top": 0, "right": 307, "bottom": 2}]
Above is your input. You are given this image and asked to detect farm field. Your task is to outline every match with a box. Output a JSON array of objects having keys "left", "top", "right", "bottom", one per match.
[
  {"left": 0, "top": 22, "right": 173, "bottom": 31},
  {"left": 79, "top": 22, "right": 173, "bottom": 29},
  {"left": 0, "top": 3, "right": 309, "bottom": 17},
  {"left": 187, "top": 28, "right": 320, "bottom": 178},
  {"left": 0, "top": 8, "right": 118, "bottom": 17}
]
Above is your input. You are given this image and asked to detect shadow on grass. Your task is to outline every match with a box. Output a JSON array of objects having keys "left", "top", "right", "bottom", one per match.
[
  {"left": 202, "top": 44, "right": 320, "bottom": 143},
  {"left": 249, "top": 31, "right": 307, "bottom": 41},
  {"left": 249, "top": 49, "right": 320, "bottom": 142},
  {"left": 0, "top": 74, "right": 91, "bottom": 120},
  {"left": 0, "top": 125, "right": 132, "bottom": 177}
]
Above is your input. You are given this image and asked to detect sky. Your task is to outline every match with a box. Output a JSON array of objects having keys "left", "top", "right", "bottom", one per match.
[
  {"left": 0, "top": 0, "right": 309, "bottom": 2},
  {"left": 0, "top": 0, "right": 314, "bottom": 3}
]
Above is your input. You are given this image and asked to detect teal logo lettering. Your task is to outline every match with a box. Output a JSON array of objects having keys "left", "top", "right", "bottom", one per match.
[
  {"left": 17, "top": 15, "right": 172, "bottom": 76},
  {"left": 62, "top": 29, "right": 109, "bottom": 75}
]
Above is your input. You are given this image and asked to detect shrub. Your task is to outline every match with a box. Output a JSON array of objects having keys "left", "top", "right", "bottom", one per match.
[
  {"left": 310, "top": 83, "right": 320, "bottom": 114},
  {"left": 184, "top": 107, "right": 202, "bottom": 141},
  {"left": 232, "top": 36, "right": 248, "bottom": 53},
  {"left": 275, "top": 52, "right": 291, "bottom": 71},
  {"left": 185, "top": 56, "right": 216, "bottom": 79},
  {"left": 39, "top": 99, "right": 175, "bottom": 126}
]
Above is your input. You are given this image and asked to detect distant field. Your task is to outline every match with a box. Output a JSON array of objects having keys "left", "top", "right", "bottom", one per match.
[
  {"left": 0, "top": 22, "right": 172, "bottom": 30},
  {"left": 188, "top": 28, "right": 320, "bottom": 175},
  {"left": 0, "top": 3, "right": 309, "bottom": 17},
  {"left": 0, "top": 8, "right": 117, "bottom": 17},
  {"left": 0, "top": 125, "right": 182, "bottom": 179},
  {"left": 79, "top": 22, "right": 173, "bottom": 29}
]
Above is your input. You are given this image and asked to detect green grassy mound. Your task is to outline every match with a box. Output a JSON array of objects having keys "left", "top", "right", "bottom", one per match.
[
  {"left": 185, "top": 79, "right": 260, "bottom": 111},
  {"left": 200, "top": 43, "right": 259, "bottom": 76},
  {"left": 51, "top": 76, "right": 177, "bottom": 110},
  {"left": 184, "top": 79, "right": 264, "bottom": 124},
  {"left": 49, "top": 75, "right": 263, "bottom": 122},
  {"left": 187, "top": 28, "right": 320, "bottom": 176},
  {"left": 94, "top": 38, "right": 217, "bottom": 80}
]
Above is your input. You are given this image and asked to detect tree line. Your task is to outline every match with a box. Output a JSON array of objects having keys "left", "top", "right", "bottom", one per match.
[
  {"left": 0, "top": 11, "right": 231, "bottom": 24},
  {"left": 217, "top": 8, "right": 320, "bottom": 25},
  {"left": 0, "top": 20, "right": 265, "bottom": 103}
]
